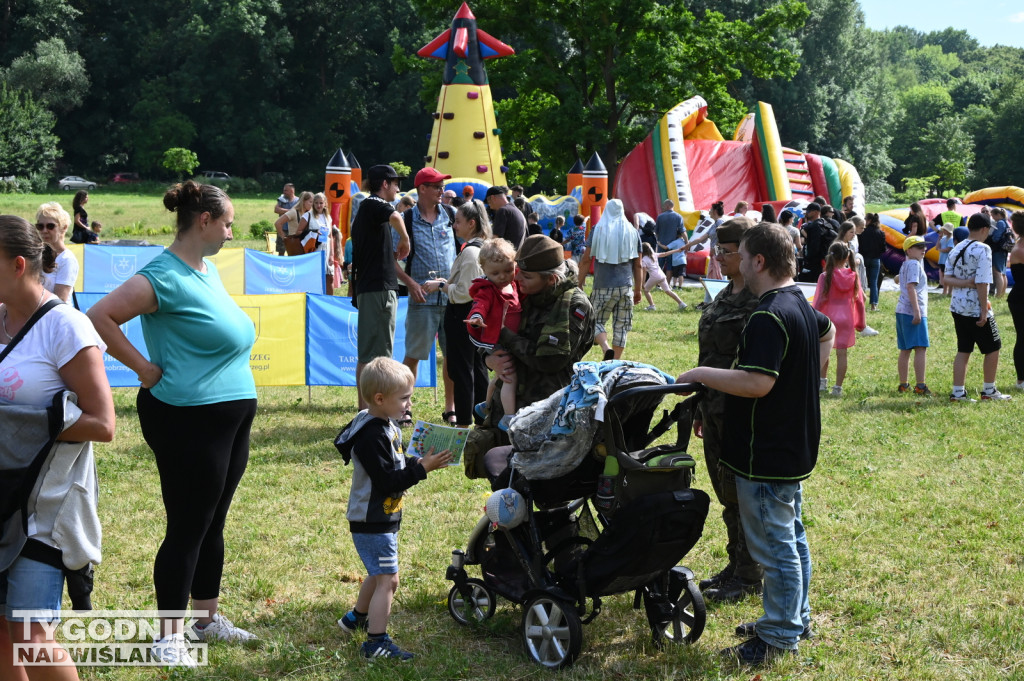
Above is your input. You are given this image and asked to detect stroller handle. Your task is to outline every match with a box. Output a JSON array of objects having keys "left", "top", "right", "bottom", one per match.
[{"left": 606, "top": 382, "right": 705, "bottom": 409}]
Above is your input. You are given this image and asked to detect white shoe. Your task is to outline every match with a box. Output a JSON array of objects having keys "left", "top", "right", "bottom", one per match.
[
  {"left": 830, "top": 385, "right": 843, "bottom": 397},
  {"left": 151, "top": 634, "right": 198, "bottom": 667},
  {"left": 1015, "top": 381, "right": 1024, "bottom": 391},
  {"left": 980, "top": 388, "right": 1011, "bottom": 401},
  {"left": 193, "top": 612, "right": 257, "bottom": 642},
  {"left": 677, "top": 301, "right": 688, "bottom": 311},
  {"left": 860, "top": 326, "right": 879, "bottom": 337},
  {"left": 645, "top": 304, "right": 656, "bottom": 311}
]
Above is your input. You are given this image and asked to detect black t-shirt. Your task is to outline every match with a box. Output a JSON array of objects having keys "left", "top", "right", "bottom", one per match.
[
  {"left": 351, "top": 195, "right": 399, "bottom": 294},
  {"left": 858, "top": 227, "right": 887, "bottom": 259},
  {"left": 720, "top": 285, "right": 832, "bottom": 481},
  {"left": 549, "top": 227, "right": 563, "bottom": 244},
  {"left": 493, "top": 203, "right": 526, "bottom": 249}
]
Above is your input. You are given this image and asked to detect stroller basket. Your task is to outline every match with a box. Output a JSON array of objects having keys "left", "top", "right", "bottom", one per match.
[{"left": 569, "top": 488, "right": 710, "bottom": 597}]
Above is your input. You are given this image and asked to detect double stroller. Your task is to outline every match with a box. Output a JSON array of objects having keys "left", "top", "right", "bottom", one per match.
[{"left": 444, "top": 363, "right": 711, "bottom": 669}]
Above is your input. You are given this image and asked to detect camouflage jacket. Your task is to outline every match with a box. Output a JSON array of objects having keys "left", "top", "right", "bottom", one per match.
[
  {"left": 696, "top": 281, "right": 760, "bottom": 424},
  {"left": 499, "top": 276, "right": 595, "bottom": 407}
]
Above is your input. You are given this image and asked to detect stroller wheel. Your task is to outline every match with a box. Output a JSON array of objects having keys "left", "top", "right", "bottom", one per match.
[
  {"left": 647, "top": 577, "right": 706, "bottom": 645},
  {"left": 521, "top": 593, "right": 582, "bottom": 669},
  {"left": 447, "top": 579, "right": 496, "bottom": 625}
]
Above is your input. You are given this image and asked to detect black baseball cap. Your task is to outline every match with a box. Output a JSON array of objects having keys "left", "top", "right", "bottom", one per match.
[
  {"left": 367, "top": 164, "right": 405, "bottom": 182},
  {"left": 485, "top": 185, "right": 508, "bottom": 198}
]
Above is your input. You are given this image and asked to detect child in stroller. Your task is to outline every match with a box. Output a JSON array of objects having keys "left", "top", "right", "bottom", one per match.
[{"left": 444, "top": 362, "right": 711, "bottom": 668}]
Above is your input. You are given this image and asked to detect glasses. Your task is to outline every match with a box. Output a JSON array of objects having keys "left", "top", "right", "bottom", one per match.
[
  {"left": 36, "top": 223, "right": 58, "bottom": 231},
  {"left": 422, "top": 183, "right": 444, "bottom": 191},
  {"left": 714, "top": 246, "right": 739, "bottom": 257}
]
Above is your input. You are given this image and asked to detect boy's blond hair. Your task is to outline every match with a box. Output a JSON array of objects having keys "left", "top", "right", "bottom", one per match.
[
  {"left": 478, "top": 237, "right": 517, "bottom": 268},
  {"left": 360, "top": 357, "right": 414, "bottom": 404}
]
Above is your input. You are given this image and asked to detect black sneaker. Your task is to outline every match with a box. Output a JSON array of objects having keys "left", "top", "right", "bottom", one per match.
[
  {"left": 337, "top": 611, "right": 367, "bottom": 635},
  {"left": 720, "top": 635, "right": 795, "bottom": 665},
  {"left": 703, "top": 576, "right": 762, "bottom": 603},
  {"left": 735, "top": 620, "right": 813, "bottom": 641},
  {"left": 699, "top": 565, "right": 734, "bottom": 591}
]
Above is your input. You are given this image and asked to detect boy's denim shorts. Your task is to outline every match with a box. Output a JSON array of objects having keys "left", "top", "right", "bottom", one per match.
[
  {"left": 352, "top": 532, "right": 399, "bottom": 576},
  {"left": 1, "top": 556, "right": 65, "bottom": 622}
]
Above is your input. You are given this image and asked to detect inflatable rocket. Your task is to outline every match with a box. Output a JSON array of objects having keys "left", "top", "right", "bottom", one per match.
[{"left": 417, "top": 3, "right": 514, "bottom": 188}]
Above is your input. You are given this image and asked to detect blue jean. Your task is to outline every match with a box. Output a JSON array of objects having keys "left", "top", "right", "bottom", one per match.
[
  {"left": 735, "top": 477, "right": 810, "bottom": 649},
  {"left": 864, "top": 257, "right": 881, "bottom": 306},
  {"left": 1, "top": 556, "right": 65, "bottom": 622}
]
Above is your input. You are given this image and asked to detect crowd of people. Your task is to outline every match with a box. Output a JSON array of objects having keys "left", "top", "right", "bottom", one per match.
[{"left": 4, "top": 174, "right": 1023, "bottom": 674}]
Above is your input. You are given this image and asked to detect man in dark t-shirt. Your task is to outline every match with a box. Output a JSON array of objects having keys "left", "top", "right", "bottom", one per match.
[
  {"left": 485, "top": 186, "right": 526, "bottom": 249},
  {"left": 351, "top": 164, "right": 411, "bottom": 407},
  {"left": 678, "top": 223, "right": 834, "bottom": 666}
]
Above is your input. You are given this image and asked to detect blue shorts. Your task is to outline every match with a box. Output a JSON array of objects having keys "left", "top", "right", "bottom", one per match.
[
  {"left": 353, "top": 532, "right": 399, "bottom": 576},
  {"left": 0, "top": 556, "right": 65, "bottom": 622},
  {"left": 404, "top": 304, "right": 447, "bottom": 361},
  {"left": 895, "top": 313, "right": 930, "bottom": 350}
]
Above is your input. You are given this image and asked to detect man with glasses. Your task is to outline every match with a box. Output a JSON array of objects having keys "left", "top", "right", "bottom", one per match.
[
  {"left": 393, "top": 167, "right": 457, "bottom": 424},
  {"left": 351, "top": 165, "right": 411, "bottom": 408}
]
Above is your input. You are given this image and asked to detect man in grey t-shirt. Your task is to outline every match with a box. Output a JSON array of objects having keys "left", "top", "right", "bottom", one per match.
[{"left": 578, "top": 199, "right": 642, "bottom": 360}]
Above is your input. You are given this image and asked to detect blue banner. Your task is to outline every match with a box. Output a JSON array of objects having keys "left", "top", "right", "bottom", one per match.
[
  {"left": 83, "top": 245, "right": 164, "bottom": 293},
  {"left": 305, "top": 295, "right": 436, "bottom": 387},
  {"left": 244, "top": 250, "right": 325, "bottom": 294},
  {"left": 76, "top": 292, "right": 150, "bottom": 387}
]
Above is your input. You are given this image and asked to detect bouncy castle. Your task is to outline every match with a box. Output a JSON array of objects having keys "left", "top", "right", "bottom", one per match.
[{"left": 613, "top": 95, "right": 865, "bottom": 225}]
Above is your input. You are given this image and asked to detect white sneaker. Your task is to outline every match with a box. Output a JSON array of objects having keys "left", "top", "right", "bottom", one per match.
[
  {"left": 645, "top": 304, "right": 656, "bottom": 311},
  {"left": 819, "top": 380, "right": 828, "bottom": 393},
  {"left": 980, "top": 388, "right": 1011, "bottom": 401},
  {"left": 151, "top": 634, "right": 198, "bottom": 667},
  {"left": 830, "top": 385, "right": 843, "bottom": 397},
  {"left": 1015, "top": 381, "right": 1024, "bottom": 391},
  {"left": 193, "top": 612, "right": 257, "bottom": 642},
  {"left": 677, "top": 301, "right": 688, "bottom": 311},
  {"left": 860, "top": 326, "right": 879, "bottom": 337}
]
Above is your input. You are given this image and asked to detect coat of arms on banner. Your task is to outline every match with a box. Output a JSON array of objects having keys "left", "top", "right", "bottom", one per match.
[
  {"left": 271, "top": 264, "right": 295, "bottom": 287},
  {"left": 112, "top": 254, "right": 136, "bottom": 281}
]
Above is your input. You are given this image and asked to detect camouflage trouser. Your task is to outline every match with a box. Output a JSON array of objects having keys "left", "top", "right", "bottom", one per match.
[{"left": 703, "top": 414, "right": 763, "bottom": 583}]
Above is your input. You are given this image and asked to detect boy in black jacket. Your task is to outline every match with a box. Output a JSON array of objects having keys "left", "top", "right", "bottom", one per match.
[{"left": 334, "top": 357, "right": 451, "bottom": 660}]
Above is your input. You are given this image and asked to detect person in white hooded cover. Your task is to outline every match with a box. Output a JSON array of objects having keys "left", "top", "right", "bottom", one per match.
[{"left": 578, "top": 199, "right": 643, "bottom": 360}]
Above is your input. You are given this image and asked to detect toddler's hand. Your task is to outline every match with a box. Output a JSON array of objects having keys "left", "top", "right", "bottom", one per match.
[
  {"left": 465, "top": 316, "right": 486, "bottom": 328},
  {"left": 420, "top": 447, "right": 454, "bottom": 472}
]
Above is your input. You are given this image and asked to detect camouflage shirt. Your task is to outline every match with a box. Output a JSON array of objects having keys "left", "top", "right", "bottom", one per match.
[{"left": 696, "top": 281, "right": 760, "bottom": 424}]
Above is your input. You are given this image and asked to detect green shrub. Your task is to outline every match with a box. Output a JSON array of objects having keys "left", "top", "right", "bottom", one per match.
[{"left": 250, "top": 219, "right": 274, "bottom": 239}]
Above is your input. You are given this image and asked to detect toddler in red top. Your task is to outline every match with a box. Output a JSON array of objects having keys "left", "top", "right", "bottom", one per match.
[{"left": 466, "top": 238, "right": 521, "bottom": 430}]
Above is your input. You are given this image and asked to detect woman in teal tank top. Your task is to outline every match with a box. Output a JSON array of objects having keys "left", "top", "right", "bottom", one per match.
[{"left": 88, "top": 181, "right": 259, "bottom": 665}]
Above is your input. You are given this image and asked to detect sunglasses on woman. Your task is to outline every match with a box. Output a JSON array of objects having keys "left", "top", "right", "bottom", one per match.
[{"left": 36, "top": 222, "right": 59, "bottom": 231}]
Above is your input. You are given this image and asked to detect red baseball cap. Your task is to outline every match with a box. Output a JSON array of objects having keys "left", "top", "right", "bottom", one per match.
[{"left": 413, "top": 167, "right": 452, "bottom": 187}]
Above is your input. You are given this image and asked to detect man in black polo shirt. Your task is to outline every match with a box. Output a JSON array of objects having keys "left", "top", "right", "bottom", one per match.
[
  {"left": 485, "top": 185, "right": 526, "bottom": 249},
  {"left": 351, "top": 164, "right": 411, "bottom": 408},
  {"left": 677, "top": 223, "right": 834, "bottom": 666}
]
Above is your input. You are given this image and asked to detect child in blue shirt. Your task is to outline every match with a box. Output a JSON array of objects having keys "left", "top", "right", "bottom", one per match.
[
  {"left": 896, "top": 236, "right": 930, "bottom": 395},
  {"left": 665, "top": 226, "right": 689, "bottom": 288}
]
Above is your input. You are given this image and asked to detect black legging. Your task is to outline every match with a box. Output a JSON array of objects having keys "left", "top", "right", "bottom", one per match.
[
  {"left": 1009, "top": 297, "right": 1024, "bottom": 381},
  {"left": 137, "top": 388, "right": 257, "bottom": 610},
  {"left": 444, "top": 301, "right": 489, "bottom": 425}
]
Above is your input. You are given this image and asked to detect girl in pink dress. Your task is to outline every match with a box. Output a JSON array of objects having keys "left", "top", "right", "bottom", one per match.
[{"left": 813, "top": 241, "right": 866, "bottom": 396}]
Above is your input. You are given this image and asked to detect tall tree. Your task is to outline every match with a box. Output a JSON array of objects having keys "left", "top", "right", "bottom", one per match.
[
  {"left": 3, "top": 37, "right": 88, "bottom": 111},
  {"left": 413, "top": 0, "right": 807, "bottom": 189},
  {"left": 0, "top": 84, "right": 59, "bottom": 177}
]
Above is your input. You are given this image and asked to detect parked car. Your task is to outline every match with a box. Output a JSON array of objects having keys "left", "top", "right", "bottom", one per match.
[
  {"left": 110, "top": 172, "right": 140, "bottom": 183},
  {"left": 59, "top": 176, "right": 97, "bottom": 190},
  {"left": 200, "top": 170, "right": 231, "bottom": 181}
]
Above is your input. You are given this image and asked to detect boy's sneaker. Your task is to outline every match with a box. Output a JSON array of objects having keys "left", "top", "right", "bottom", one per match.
[
  {"left": 151, "top": 634, "right": 198, "bottom": 668},
  {"left": 859, "top": 326, "right": 879, "bottom": 337},
  {"left": 897, "top": 383, "right": 911, "bottom": 393},
  {"left": 473, "top": 402, "right": 489, "bottom": 421},
  {"left": 720, "top": 635, "right": 794, "bottom": 665},
  {"left": 192, "top": 613, "right": 257, "bottom": 642},
  {"left": 1016, "top": 380, "right": 1024, "bottom": 391},
  {"left": 980, "top": 388, "right": 1011, "bottom": 401},
  {"left": 949, "top": 392, "right": 977, "bottom": 403},
  {"left": 497, "top": 414, "right": 513, "bottom": 432},
  {"left": 830, "top": 385, "right": 843, "bottom": 397},
  {"left": 914, "top": 384, "right": 932, "bottom": 397},
  {"left": 337, "top": 610, "right": 367, "bottom": 635},
  {"left": 678, "top": 301, "right": 688, "bottom": 311},
  {"left": 362, "top": 634, "right": 414, "bottom": 661},
  {"left": 645, "top": 304, "right": 657, "bottom": 311}
]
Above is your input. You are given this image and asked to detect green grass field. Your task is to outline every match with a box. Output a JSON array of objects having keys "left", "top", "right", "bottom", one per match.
[{"left": 2, "top": 193, "right": 1022, "bottom": 679}]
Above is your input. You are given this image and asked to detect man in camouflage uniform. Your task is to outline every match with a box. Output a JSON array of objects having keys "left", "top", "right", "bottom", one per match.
[
  {"left": 463, "top": 235, "right": 595, "bottom": 480},
  {"left": 693, "top": 218, "right": 764, "bottom": 602}
]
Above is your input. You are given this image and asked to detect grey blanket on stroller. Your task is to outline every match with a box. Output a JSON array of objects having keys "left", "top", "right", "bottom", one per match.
[{"left": 508, "top": 362, "right": 671, "bottom": 480}]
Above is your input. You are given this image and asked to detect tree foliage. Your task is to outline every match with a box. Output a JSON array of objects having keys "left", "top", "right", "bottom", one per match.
[
  {"left": 0, "top": 84, "right": 59, "bottom": 177},
  {"left": 2, "top": 37, "right": 88, "bottom": 111},
  {"left": 162, "top": 147, "right": 199, "bottom": 180}
]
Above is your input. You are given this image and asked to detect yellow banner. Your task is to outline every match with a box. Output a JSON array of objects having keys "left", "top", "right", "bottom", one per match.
[
  {"left": 68, "top": 244, "right": 85, "bottom": 292},
  {"left": 208, "top": 249, "right": 245, "bottom": 295},
  {"left": 231, "top": 293, "right": 306, "bottom": 386}
]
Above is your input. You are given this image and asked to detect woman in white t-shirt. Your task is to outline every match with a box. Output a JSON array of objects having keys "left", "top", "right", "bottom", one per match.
[
  {"left": 273, "top": 191, "right": 313, "bottom": 246},
  {"left": 296, "top": 192, "right": 335, "bottom": 294},
  {"left": 35, "top": 202, "right": 79, "bottom": 304},
  {"left": 0, "top": 214, "right": 114, "bottom": 681}
]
